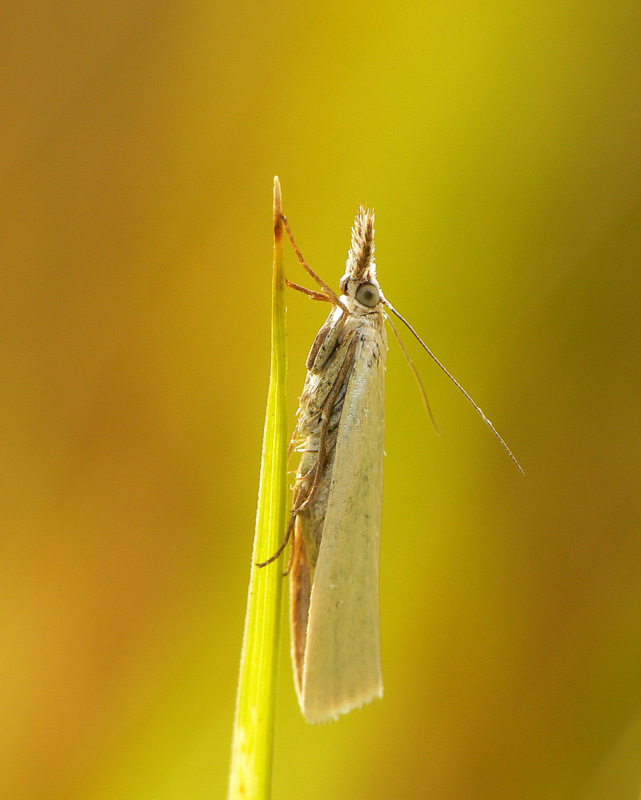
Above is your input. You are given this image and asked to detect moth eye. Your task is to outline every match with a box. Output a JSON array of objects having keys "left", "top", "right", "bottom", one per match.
[{"left": 355, "top": 282, "right": 379, "bottom": 308}]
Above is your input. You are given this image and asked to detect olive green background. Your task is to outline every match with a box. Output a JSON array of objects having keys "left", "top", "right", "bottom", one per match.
[{"left": 2, "top": 2, "right": 641, "bottom": 798}]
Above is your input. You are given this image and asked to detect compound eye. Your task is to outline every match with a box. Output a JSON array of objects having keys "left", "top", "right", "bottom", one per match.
[{"left": 355, "top": 282, "right": 379, "bottom": 308}]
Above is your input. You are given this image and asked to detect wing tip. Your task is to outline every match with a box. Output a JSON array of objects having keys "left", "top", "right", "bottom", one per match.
[{"left": 301, "top": 682, "right": 384, "bottom": 725}]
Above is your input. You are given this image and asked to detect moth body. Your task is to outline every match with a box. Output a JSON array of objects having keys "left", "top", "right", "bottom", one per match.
[
  {"left": 271, "top": 195, "right": 522, "bottom": 724},
  {"left": 288, "top": 208, "right": 387, "bottom": 723}
]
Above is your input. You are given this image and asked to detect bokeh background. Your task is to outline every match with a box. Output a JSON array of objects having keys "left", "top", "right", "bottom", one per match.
[{"left": 2, "top": 2, "right": 641, "bottom": 798}]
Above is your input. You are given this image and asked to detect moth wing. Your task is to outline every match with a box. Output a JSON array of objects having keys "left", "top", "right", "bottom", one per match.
[{"left": 301, "top": 330, "right": 386, "bottom": 723}]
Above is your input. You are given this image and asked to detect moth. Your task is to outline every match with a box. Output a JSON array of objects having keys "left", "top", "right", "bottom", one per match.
[{"left": 259, "top": 205, "right": 521, "bottom": 724}]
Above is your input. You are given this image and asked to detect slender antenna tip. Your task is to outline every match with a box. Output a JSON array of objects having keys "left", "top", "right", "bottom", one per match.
[{"left": 384, "top": 298, "right": 524, "bottom": 474}]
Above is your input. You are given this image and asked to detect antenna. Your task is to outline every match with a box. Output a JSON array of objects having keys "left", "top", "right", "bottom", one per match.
[{"left": 383, "top": 298, "right": 524, "bottom": 474}]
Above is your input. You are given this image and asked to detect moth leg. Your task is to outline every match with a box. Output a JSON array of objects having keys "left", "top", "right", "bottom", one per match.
[
  {"left": 258, "top": 332, "right": 357, "bottom": 568},
  {"left": 256, "top": 421, "right": 301, "bottom": 567},
  {"left": 255, "top": 512, "right": 296, "bottom": 568},
  {"left": 287, "top": 420, "right": 301, "bottom": 460},
  {"left": 306, "top": 312, "right": 347, "bottom": 374},
  {"left": 286, "top": 280, "right": 332, "bottom": 303},
  {"left": 281, "top": 214, "right": 348, "bottom": 314},
  {"left": 295, "top": 323, "right": 355, "bottom": 492},
  {"left": 292, "top": 332, "right": 357, "bottom": 515}
]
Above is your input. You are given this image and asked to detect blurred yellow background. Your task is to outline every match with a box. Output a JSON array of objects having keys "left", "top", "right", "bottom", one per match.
[{"left": 2, "top": 1, "right": 641, "bottom": 798}]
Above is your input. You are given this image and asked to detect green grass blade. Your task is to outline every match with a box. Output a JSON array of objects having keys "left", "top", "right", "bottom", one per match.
[{"left": 228, "top": 177, "right": 288, "bottom": 800}]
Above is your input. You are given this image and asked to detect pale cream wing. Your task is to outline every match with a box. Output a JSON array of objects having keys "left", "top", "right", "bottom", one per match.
[{"left": 301, "top": 325, "right": 386, "bottom": 723}]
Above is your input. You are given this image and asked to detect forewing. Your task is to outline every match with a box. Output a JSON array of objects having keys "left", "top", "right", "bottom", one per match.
[{"left": 301, "top": 327, "right": 386, "bottom": 723}]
